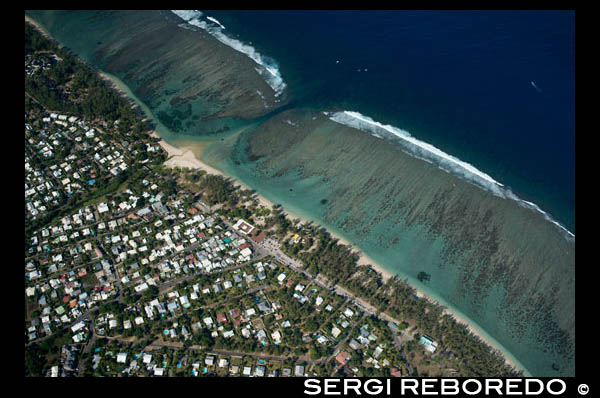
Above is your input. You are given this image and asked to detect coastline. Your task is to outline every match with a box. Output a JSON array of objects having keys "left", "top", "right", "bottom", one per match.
[
  {"left": 25, "top": 13, "right": 529, "bottom": 376},
  {"left": 152, "top": 130, "right": 526, "bottom": 375},
  {"left": 26, "top": 15, "right": 51, "bottom": 39}
]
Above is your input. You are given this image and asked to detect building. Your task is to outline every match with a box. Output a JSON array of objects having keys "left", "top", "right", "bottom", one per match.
[
  {"left": 233, "top": 219, "right": 255, "bottom": 235},
  {"left": 419, "top": 334, "right": 438, "bottom": 353},
  {"left": 336, "top": 351, "right": 351, "bottom": 366}
]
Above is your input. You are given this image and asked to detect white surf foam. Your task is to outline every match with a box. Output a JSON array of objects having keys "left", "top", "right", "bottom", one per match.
[
  {"left": 326, "top": 110, "right": 574, "bottom": 240},
  {"left": 206, "top": 16, "right": 226, "bottom": 30},
  {"left": 171, "top": 10, "right": 286, "bottom": 98}
]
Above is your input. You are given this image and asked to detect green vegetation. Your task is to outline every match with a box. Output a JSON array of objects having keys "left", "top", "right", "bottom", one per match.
[{"left": 25, "top": 22, "right": 145, "bottom": 133}]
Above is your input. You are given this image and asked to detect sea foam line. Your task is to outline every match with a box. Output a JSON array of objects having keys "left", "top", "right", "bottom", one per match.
[
  {"left": 171, "top": 10, "right": 286, "bottom": 98},
  {"left": 206, "top": 16, "right": 226, "bottom": 30},
  {"left": 326, "top": 110, "right": 575, "bottom": 241}
]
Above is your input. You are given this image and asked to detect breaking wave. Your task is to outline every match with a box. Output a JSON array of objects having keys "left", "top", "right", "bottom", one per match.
[
  {"left": 171, "top": 10, "right": 286, "bottom": 98},
  {"left": 206, "top": 16, "right": 226, "bottom": 30},
  {"left": 327, "top": 110, "right": 575, "bottom": 241}
]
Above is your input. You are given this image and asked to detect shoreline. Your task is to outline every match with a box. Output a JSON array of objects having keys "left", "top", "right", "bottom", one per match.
[
  {"left": 26, "top": 15, "right": 51, "bottom": 39},
  {"left": 26, "top": 13, "right": 528, "bottom": 376},
  {"left": 152, "top": 130, "right": 526, "bottom": 375}
]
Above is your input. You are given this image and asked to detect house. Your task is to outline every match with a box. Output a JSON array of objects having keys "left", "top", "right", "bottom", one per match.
[
  {"left": 254, "top": 365, "right": 266, "bottom": 377},
  {"left": 271, "top": 330, "right": 282, "bottom": 343},
  {"left": 331, "top": 327, "right": 341, "bottom": 338},
  {"left": 216, "top": 313, "right": 228, "bottom": 323},
  {"left": 116, "top": 353, "right": 127, "bottom": 363},
  {"left": 317, "top": 335, "right": 328, "bottom": 344},
  {"left": 257, "top": 301, "right": 271, "bottom": 313},
  {"left": 294, "top": 365, "right": 305, "bottom": 377},
  {"left": 349, "top": 339, "right": 361, "bottom": 350},
  {"left": 336, "top": 351, "right": 351, "bottom": 366},
  {"left": 373, "top": 346, "right": 384, "bottom": 358},
  {"left": 97, "top": 203, "right": 109, "bottom": 214},
  {"left": 420, "top": 334, "right": 438, "bottom": 353},
  {"left": 205, "top": 356, "right": 215, "bottom": 366},
  {"left": 391, "top": 368, "right": 403, "bottom": 377},
  {"left": 71, "top": 321, "right": 85, "bottom": 333}
]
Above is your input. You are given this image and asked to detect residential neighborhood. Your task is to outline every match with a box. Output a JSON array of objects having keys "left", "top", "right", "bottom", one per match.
[
  {"left": 25, "top": 17, "right": 521, "bottom": 379},
  {"left": 25, "top": 95, "right": 433, "bottom": 377}
]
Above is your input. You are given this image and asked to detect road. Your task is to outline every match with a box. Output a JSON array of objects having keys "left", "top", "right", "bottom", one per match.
[{"left": 28, "top": 194, "right": 412, "bottom": 375}]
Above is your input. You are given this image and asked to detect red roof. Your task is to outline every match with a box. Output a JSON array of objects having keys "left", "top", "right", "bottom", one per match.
[
  {"left": 251, "top": 232, "right": 266, "bottom": 243},
  {"left": 239, "top": 243, "right": 250, "bottom": 250},
  {"left": 63, "top": 295, "right": 70, "bottom": 303},
  {"left": 216, "top": 313, "right": 228, "bottom": 323},
  {"left": 391, "top": 368, "right": 403, "bottom": 377},
  {"left": 336, "top": 352, "right": 351, "bottom": 366}
]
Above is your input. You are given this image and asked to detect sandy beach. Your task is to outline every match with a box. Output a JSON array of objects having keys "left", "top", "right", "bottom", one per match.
[
  {"left": 26, "top": 15, "right": 51, "bottom": 39},
  {"left": 152, "top": 130, "right": 524, "bottom": 373},
  {"left": 414, "top": 291, "right": 525, "bottom": 375},
  {"left": 25, "top": 15, "right": 525, "bottom": 373},
  {"left": 151, "top": 131, "right": 276, "bottom": 212}
]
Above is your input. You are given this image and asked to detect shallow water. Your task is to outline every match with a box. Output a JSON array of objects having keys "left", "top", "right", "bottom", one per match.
[{"left": 27, "top": 10, "right": 575, "bottom": 376}]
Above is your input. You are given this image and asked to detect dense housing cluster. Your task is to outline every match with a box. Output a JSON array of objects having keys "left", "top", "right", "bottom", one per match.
[{"left": 25, "top": 19, "right": 520, "bottom": 378}]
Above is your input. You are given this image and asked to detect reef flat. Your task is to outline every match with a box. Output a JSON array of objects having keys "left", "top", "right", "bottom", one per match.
[
  {"left": 27, "top": 10, "right": 287, "bottom": 137},
  {"left": 26, "top": 10, "right": 574, "bottom": 376},
  {"left": 230, "top": 108, "right": 574, "bottom": 376}
]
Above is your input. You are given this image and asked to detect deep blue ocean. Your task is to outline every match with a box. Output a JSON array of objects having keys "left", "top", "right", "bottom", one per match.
[{"left": 204, "top": 10, "right": 575, "bottom": 232}]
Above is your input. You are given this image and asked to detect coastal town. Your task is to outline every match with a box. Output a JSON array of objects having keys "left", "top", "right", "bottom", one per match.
[{"left": 25, "top": 18, "right": 521, "bottom": 378}]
